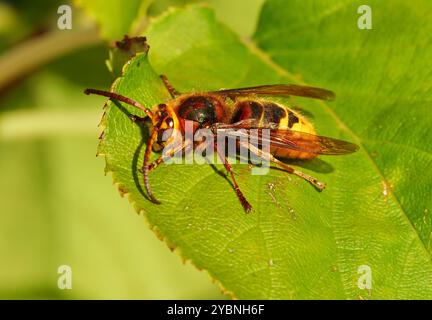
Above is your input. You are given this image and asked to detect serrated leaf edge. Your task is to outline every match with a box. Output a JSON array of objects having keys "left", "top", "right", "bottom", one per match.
[{"left": 96, "top": 51, "right": 236, "bottom": 300}]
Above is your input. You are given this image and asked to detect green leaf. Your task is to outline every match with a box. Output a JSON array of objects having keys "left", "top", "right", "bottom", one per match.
[
  {"left": 76, "top": 0, "right": 151, "bottom": 40},
  {"left": 98, "top": 3, "right": 432, "bottom": 299},
  {"left": 255, "top": 0, "right": 432, "bottom": 251}
]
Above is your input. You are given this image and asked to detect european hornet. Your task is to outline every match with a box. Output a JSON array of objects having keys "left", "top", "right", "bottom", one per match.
[{"left": 85, "top": 75, "right": 358, "bottom": 212}]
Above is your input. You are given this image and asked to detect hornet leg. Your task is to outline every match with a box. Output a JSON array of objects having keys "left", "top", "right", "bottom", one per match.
[
  {"left": 242, "top": 142, "right": 326, "bottom": 191},
  {"left": 215, "top": 144, "right": 252, "bottom": 213}
]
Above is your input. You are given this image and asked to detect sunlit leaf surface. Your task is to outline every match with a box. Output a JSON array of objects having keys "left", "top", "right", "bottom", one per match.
[{"left": 99, "top": 2, "right": 432, "bottom": 299}]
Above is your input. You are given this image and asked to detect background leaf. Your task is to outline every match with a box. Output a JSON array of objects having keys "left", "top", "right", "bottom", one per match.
[
  {"left": 255, "top": 0, "right": 432, "bottom": 252},
  {"left": 100, "top": 2, "right": 432, "bottom": 299},
  {"left": 76, "top": 0, "right": 151, "bottom": 40}
]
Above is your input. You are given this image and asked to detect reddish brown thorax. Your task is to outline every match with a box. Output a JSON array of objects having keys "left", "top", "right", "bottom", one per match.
[{"left": 175, "top": 94, "right": 225, "bottom": 133}]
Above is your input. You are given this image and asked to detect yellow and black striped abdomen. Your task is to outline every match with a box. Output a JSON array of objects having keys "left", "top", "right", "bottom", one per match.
[{"left": 230, "top": 99, "right": 316, "bottom": 159}]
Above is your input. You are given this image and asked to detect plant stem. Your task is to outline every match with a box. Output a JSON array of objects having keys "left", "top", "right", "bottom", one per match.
[
  {"left": 0, "top": 109, "right": 101, "bottom": 140},
  {"left": 0, "top": 29, "right": 101, "bottom": 91}
]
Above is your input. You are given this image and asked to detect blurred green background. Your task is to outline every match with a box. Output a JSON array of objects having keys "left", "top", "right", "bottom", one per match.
[{"left": 0, "top": 0, "right": 263, "bottom": 299}]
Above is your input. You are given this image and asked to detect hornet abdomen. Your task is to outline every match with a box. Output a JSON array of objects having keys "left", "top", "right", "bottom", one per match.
[{"left": 230, "top": 99, "right": 317, "bottom": 159}]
